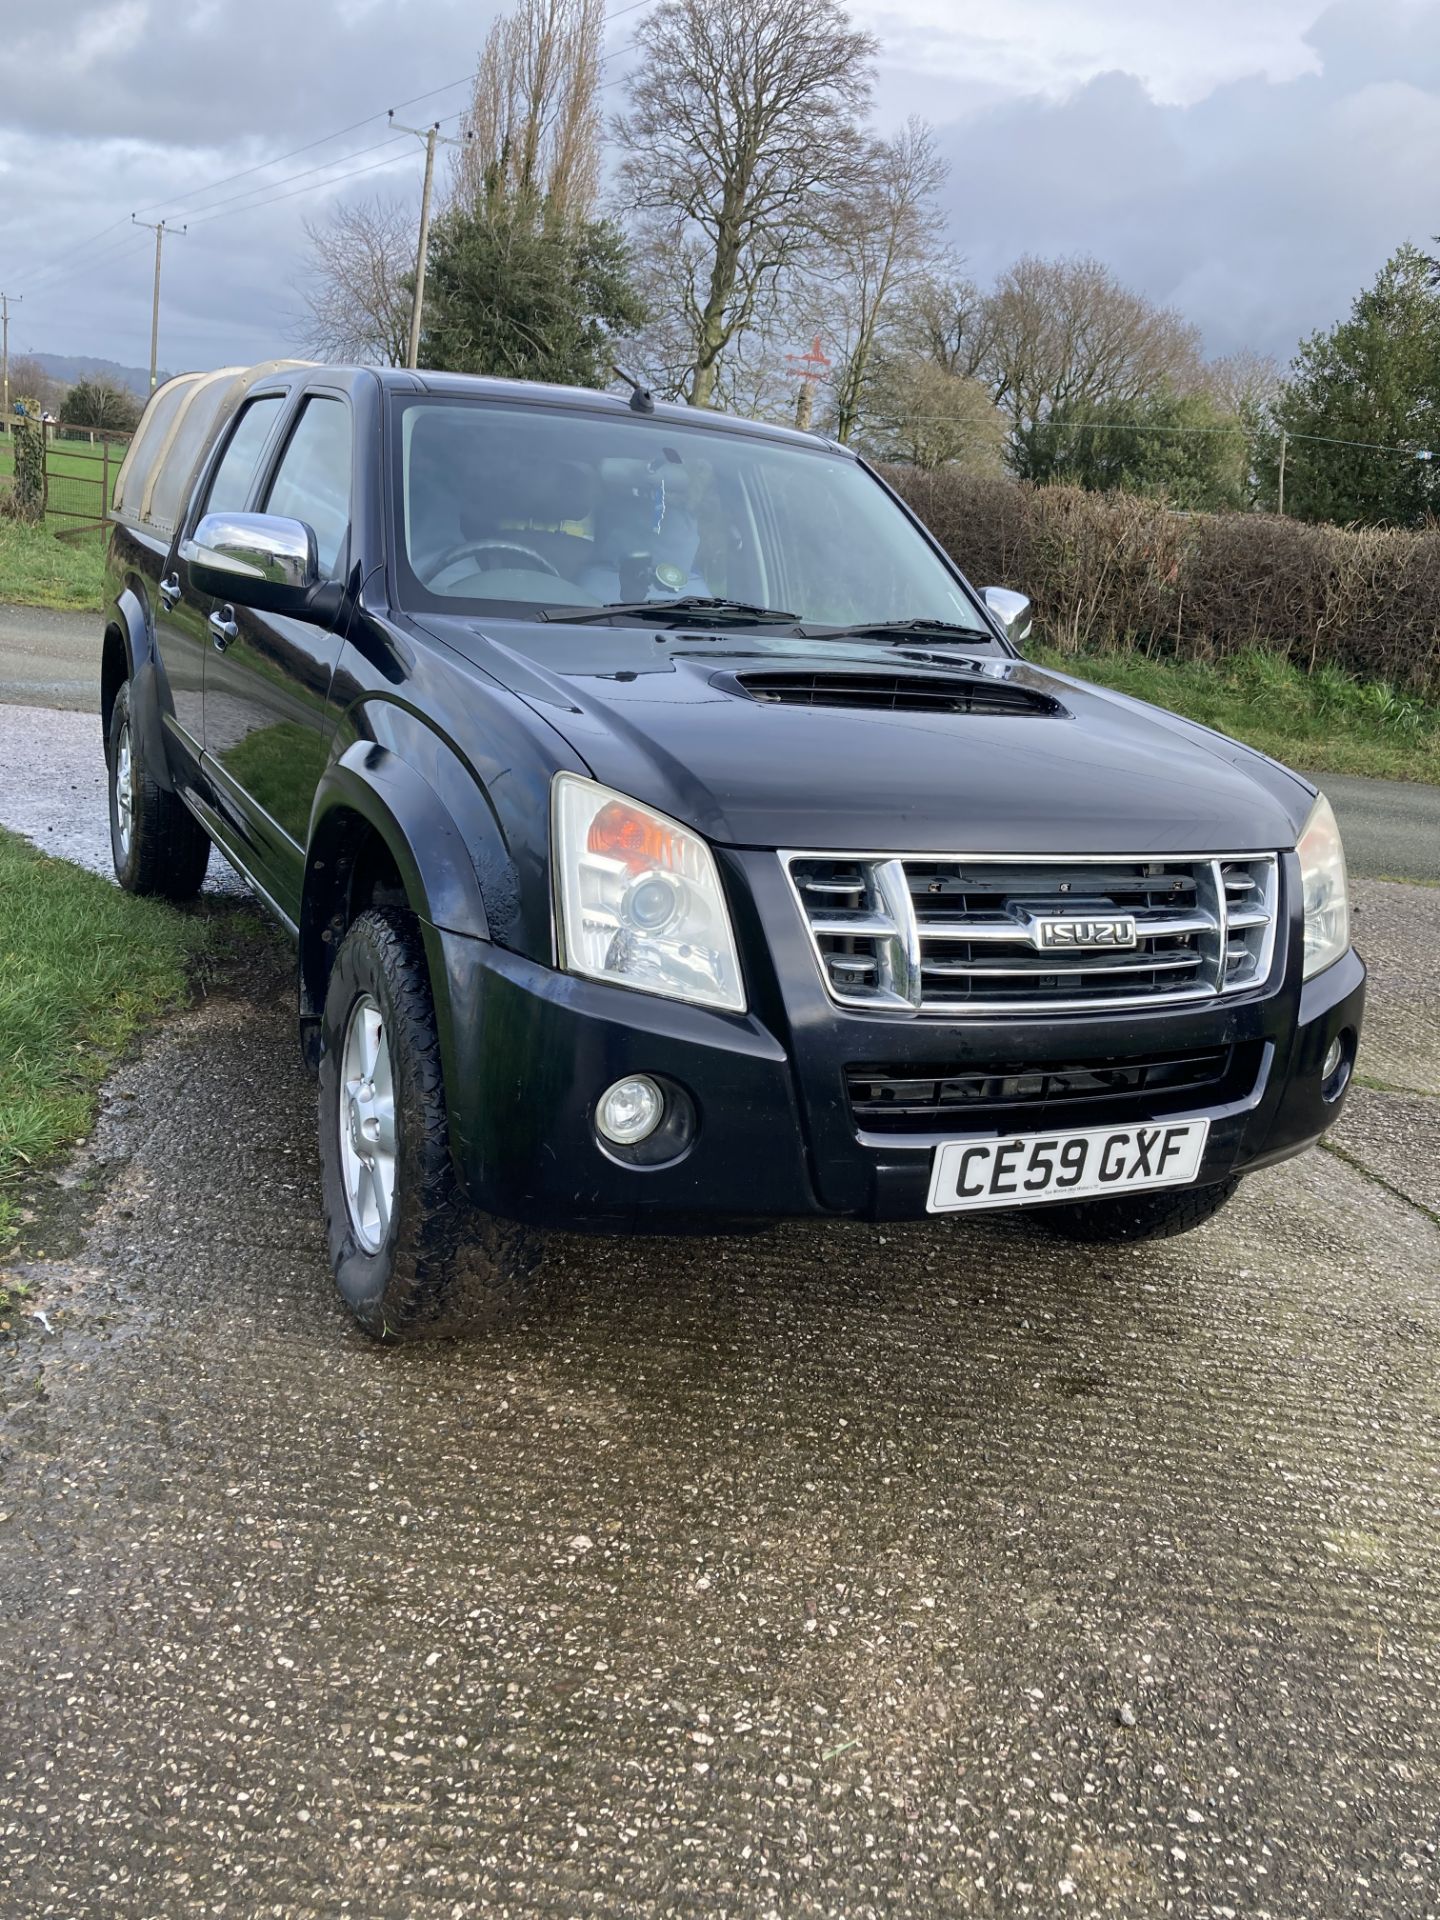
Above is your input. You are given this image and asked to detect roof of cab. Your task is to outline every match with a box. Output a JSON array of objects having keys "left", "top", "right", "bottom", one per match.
[
  {"left": 111, "top": 358, "right": 847, "bottom": 537},
  {"left": 366, "top": 365, "right": 844, "bottom": 455}
]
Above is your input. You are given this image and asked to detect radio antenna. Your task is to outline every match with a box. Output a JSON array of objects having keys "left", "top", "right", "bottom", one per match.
[{"left": 611, "top": 365, "right": 656, "bottom": 415}]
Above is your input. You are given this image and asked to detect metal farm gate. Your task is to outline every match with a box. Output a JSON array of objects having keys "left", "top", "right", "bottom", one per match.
[{"left": 41, "top": 423, "right": 132, "bottom": 537}]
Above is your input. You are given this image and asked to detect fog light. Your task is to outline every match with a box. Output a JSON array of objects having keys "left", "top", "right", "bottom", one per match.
[
  {"left": 1321, "top": 1029, "right": 1354, "bottom": 1103},
  {"left": 596, "top": 1075, "right": 664, "bottom": 1145}
]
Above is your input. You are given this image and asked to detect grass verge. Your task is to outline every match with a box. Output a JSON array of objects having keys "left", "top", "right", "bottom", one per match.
[
  {"left": 1039, "top": 644, "right": 1440, "bottom": 784},
  {"left": 0, "top": 828, "right": 208, "bottom": 1256},
  {"left": 0, "top": 516, "right": 106, "bottom": 611}
]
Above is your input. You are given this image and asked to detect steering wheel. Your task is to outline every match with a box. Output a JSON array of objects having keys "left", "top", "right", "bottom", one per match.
[{"left": 427, "top": 539, "right": 562, "bottom": 593}]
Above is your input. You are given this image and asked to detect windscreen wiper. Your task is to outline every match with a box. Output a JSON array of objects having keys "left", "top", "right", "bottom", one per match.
[
  {"left": 539, "top": 596, "right": 799, "bottom": 626},
  {"left": 800, "top": 617, "right": 993, "bottom": 643}
]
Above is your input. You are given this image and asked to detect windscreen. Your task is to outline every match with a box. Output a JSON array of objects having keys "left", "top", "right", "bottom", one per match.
[{"left": 392, "top": 398, "right": 990, "bottom": 633}]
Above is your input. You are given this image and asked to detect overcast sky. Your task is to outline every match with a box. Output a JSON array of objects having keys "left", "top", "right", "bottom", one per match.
[{"left": 2, "top": 0, "right": 1436, "bottom": 381}]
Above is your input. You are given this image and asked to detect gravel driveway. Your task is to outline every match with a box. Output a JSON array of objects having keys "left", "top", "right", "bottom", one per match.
[{"left": 1, "top": 630, "right": 1438, "bottom": 1917}]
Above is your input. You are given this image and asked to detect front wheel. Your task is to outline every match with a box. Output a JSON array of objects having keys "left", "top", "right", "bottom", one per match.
[
  {"left": 1036, "top": 1175, "right": 1242, "bottom": 1244},
  {"left": 317, "top": 907, "right": 538, "bottom": 1341}
]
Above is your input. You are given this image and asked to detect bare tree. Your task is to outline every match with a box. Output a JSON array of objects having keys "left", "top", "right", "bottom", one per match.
[
  {"left": 976, "top": 255, "right": 1204, "bottom": 473},
  {"left": 859, "top": 356, "right": 1007, "bottom": 472},
  {"left": 1202, "top": 347, "right": 1280, "bottom": 507},
  {"left": 1206, "top": 347, "right": 1281, "bottom": 423},
  {"left": 295, "top": 196, "right": 415, "bottom": 365},
  {"left": 6, "top": 356, "right": 67, "bottom": 416},
  {"left": 894, "top": 266, "right": 991, "bottom": 380},
  {"left": 452, "top": 0, "right": 604, "bottom": 220},
  {"left": 617, "top": 0, "right": 877, "bottom": 410},
  {"left": 819, "top": 119, "right": 947, "bottom": 443}
]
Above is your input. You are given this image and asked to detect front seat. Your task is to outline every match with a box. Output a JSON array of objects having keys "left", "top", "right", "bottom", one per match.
[{"left": 455, "top": 460, "right": 599, "bottom": 579}]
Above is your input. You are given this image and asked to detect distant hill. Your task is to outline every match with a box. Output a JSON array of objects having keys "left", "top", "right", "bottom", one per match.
[{"left": 28, "top": 353, "right": 165, "bottom": 400}]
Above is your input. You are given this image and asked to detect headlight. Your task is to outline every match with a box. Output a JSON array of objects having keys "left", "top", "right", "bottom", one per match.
[
  {"left": 1296, "top": 791, "right": 1349, "bottom": 979},
  {"left": 552, "top": 774, "right": 745, "bottom": 1011}
]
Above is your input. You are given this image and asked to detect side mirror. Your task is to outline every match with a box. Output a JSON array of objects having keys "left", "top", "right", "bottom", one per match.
[
  {"left": 982, "top": 586, "right": 1033, "bottom": 650},
  {"left": 182, "top": 512, "right": 320, "bottom": 614}
]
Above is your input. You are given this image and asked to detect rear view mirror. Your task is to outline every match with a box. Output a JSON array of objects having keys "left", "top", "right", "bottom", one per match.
[
  {"left": 183, "top": 512, "right": 319, "bottom": 614},
  {"left": 982, "top": 586, "right": 1033, "bottom": 650}
]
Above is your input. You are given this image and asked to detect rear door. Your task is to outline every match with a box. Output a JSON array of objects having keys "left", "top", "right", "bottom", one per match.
[
  {"left": 161, "top": 389, "right": 289, "bottom": 838},
  {"left": 202, "top": 390, "right": 355, "bottom": 925},
  {"left": 137, "top": 376, "right": 210, "bottom": 767}
]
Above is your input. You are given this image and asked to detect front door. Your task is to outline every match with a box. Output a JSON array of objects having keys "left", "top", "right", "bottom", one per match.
[{"left": 202, "top": 393, "right": 355, "bottom": 925}]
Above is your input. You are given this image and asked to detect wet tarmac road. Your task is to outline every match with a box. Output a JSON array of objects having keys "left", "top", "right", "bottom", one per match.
[{"left": 2, "top": 881, "right": 1439, "bottom": 1918}]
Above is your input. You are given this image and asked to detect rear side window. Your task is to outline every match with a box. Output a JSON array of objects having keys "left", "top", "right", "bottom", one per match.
[
  {"left": 113, "top": 375, "right": 195, "bottom": 521},
  {"left": 262, "top": 396, "right": 352, "bottom": 580},
  {"left": 147, "top": 375, "right": 232, "bottom": 532},
  {"left": 203, "top": 396, "right": 286, "bottom": 518}
]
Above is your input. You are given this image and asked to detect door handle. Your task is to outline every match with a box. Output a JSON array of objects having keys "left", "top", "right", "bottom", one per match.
[
  {"left": 208, "top": 606, "right": 239, "bottom": 651},
  {"left": 159, "top": 572, "right": 181, "bottom": 611}
]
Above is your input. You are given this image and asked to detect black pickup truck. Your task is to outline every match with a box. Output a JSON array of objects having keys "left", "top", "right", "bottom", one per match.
[{"left": 102, "top": 362, "right": 1363, "bottom": 1338}]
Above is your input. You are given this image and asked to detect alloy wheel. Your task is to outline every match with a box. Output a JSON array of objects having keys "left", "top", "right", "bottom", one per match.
[
  {"left": 338, "top": 993, "right": 397, "bottom": 1254},
  {"left": 113, "top": 720, "right": 134, "bottom": 858}
]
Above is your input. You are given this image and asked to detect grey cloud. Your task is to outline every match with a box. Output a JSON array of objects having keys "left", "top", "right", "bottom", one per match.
[
  {"left": 7, "top": 0, "right": 487, "bottom": 145},
  {"left": 1, "top": 0, "right": 484, "bottom": 368},
  {"left": 3, "top": 0, "right": 1437, "bottom": 377},
  {"left": 930, "top": 0, "right": 1440, "bottom": 362}
]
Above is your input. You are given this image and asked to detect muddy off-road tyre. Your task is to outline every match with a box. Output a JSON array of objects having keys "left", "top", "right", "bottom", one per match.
[
  {"left": 318, "top": 907, "right": 539, "bottom": 1341},
  {"left": 1037, "top": 1175, "right": 1242, "bottom": 1245},
  {"left": 107, "top": 680, "right": 211, "bottom": 898}
]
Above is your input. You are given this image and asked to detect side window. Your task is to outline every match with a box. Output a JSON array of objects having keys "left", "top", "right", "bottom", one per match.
[
  {"left": 115, "top": 375, "right": 195, "bottom": 522},
  {"left": 263, "top": 397, "right": 353, "bottom": 581},
  {"left": 148, "top": 376, "right": 231, "bottom": 532},
  {"left": 203, "top": 396, "right": 285, "bottom": 519}
]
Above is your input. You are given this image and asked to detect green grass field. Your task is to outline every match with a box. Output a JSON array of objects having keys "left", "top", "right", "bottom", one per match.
[
  {"left": 1038, "top": 644, "right": 1440, "bottom": 784},
  {"left": 0, "top": 427, "right": 126, "bottom": 495},
  {"left": 0, "top": 427, "right": 120, "bottom": 610},
  {"left": 0, "top": 517, "right": 106, "bottom": 609},
  {"left": 0, "top": 828, "right": 210, "bottom": 1257}
]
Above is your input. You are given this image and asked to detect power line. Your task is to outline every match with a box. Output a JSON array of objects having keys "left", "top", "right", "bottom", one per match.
[
  {"left": 171, "top": 130, "right": 414, "bottom": 222},
  {"left": 184, "top": 140, "right": 446, "bottom": 230},
  {"left": 846, "top": 410, "right": 1436, "bottom": 463},
  {"left": 17, "top": 218, "right": 132, "bottom": 295},
  {"left": 19, "top": 142, "right": 426, "bottom": 316},
  {"left": 130, "top": 73, "right": 476, "bottom": 222},
  {"left": 17, "top": 231, "right": 155, "bottom": 310},
  {"left": 15, "top": 74, "right": 480, "bottom": 291},
  {"left": 19, "top": 20, "right": 638, "bottom": 321},
  {"left": 1023, "top": 418, "right": 1434, "bottom": 458}
]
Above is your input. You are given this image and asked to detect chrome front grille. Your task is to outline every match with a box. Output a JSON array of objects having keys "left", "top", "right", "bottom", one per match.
[{"left": 784, "top": 851, "right": 1280, "bottom": 1015}]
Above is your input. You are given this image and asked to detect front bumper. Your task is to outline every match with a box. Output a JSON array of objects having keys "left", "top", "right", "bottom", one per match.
[{"left": 434, "top": 848, "right": 1365, "bottom": 1232}]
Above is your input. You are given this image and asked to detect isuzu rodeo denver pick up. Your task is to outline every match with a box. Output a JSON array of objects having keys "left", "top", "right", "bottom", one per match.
[{"left": 102, "top": 362, "right": 1363, "bottom": 1338}]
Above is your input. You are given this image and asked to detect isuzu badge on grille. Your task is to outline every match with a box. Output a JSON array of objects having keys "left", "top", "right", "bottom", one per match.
[{"left": 1031, "top": 914, "right": 1139, "bottom": 950}]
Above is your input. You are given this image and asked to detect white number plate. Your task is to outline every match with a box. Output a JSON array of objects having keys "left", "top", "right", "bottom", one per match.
[{"left": 927, "top": 1118, "right": 1210, "bottom": 1213}]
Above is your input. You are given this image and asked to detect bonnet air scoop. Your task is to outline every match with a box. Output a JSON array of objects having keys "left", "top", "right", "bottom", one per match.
[{"left": 724, "top": 669, "right": 1067, "bottom": 717}]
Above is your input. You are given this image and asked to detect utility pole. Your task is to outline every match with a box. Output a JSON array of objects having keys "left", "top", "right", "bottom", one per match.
[
  {"left": 131, "top": 216, "right": 186, "bottom": 392},
  {"left": 786, "top": 335, "right": 831, "bottom": 436},
  {"left": 390, "top": 113, "right": 464, "bottom": 370},
  {"left": 1276, "top": 428, "right": 1287, "bottom": 516},
  {"left": 0, "top": 290, "right": 18, "bottom": 430}
]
